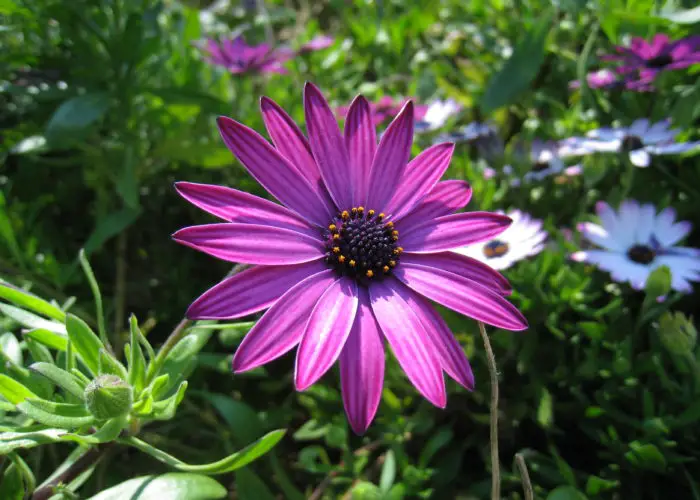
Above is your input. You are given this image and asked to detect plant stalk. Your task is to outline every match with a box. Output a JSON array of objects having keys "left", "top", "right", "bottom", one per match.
[
  {"left": 478, "top": 321, "right": 501, "bottom": 500},
  {"left": 516, "top": 453, "right": 533, "bottom": 500}
]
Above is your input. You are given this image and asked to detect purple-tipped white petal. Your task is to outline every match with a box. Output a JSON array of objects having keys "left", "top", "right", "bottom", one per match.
[
  {"left": 385, "top": 143, "right": 455, "bottom": 220},
  {"left": 400, "top": 212, "right": 512, "bottom": 253},
  {"left": 172, "top": 223, "right": 324, "bottom": 265},
  {"left": 401, "top": 252, "right": 511, "bottom": 295},
  {"left": 175, "top": 182, "right": 319, "bottom": 238},
  {"left": 340, "top": 287, "right": 385, "bottom": 434},
  {"left": 260, "top": 97, "right": 335, "bottom": 210},
  {"left": 394, "top": 263, "right": 528, "bottom": 331},
  {"left": 295, "top": 277, "right": 359, "bottom": 390},
  {"left": 217, "top": 116, "right": 332, "bottom": 226},
  {"left": 232, "top": 270, "right": 335, "bottom": 372},
  {"left": 344, "top": 95, "right": 377, "bottom": 206},
  {"left": 304, "top": 82, "right": 353, "bottom": 208},
  {"left": 366, "top": 102, "right": 414, "bottom": 210},
  {"left": 187, "top": 261, "right": 326, "bottom": 319},
  {"left": 398, "top": 180, "right": 472, "bottom": 230},
  {"left": 369, "top": 279, "right": 446, "bottom": 408}
]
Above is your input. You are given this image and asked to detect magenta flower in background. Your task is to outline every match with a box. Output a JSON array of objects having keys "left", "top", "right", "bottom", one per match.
[
  {"left": 569, "top": 69, "right": 620, "bottom": 90},
  {"left": 202, "top": 36, "right": 293, "bottom": 74},
  {"left": 173, "top": 83, "right": 527, "bottom": 434},
  {"left": 603, "top": 34, "right": 700, "bottom": 88},
  {"left": 337, "top": 96, "right": 429, "bottom": 126},
  {"left": 298, "top": 35, "right": 334, "bottom": 53}
]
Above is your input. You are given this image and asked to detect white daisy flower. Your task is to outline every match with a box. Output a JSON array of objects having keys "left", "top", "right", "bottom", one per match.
[
  {"left": 561, "top": 119, "right": 700, "bottom": 167},
  {"left": 455, "top": 210, "right": 548, "bottom": 270},
  {"left": 415, "top": 99, "right": 461, "bottom": 132},
  {"left": 572, "top": 201, "right": 700, "bottom": 293}
]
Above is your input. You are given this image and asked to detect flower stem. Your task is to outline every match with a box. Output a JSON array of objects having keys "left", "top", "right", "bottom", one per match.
[
  {"left": 478, "top": 321, "right": 500, "bottom": 500},
  {"left": 516, "top": 453, "right": 533, "bottom": 500}
]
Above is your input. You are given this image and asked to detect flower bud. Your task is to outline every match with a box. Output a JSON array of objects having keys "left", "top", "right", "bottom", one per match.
[
  {"left": 84, "top": 375, "right": 133, "bottom": 420},
  {"left": 658, "top": 312, "right": 697, "bottom": 355}
]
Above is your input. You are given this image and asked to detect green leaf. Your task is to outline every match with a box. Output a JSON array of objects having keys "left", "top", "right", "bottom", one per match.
[
  {"left": 0, "top": 462, "right": 24, "bottom": 500},
  {"left": 349, "top": 481, "right": 383, "bottom": 499},
  {"left": 45, "top": 93, "right": 111, "bottom": 146},
  {"left": 234, "top": 469, "right": 276, "bottom": 500},
  {"left": 480, "top": 12, "right": 552, "bottom": 114},
  {"left": 24, "top": 328, "right": 68, "bottom": 351},
  {"left": 87, "top": 473, "right": 227, "bottom": 500},
  {"left": 547, "top": 486, "right": 587, "bottom": 500},
  {"left": 24, "top": 337, "right": 53, "bottom": 365},
  {"left": 645, "top": 265, "right": 671, "bottom": 299},
  {"left": 585, "top": 475, "right": 619, "bottom": 495},
  {"left": 83, "top": 208, "right": 141, "bottom": 256},
  {"left": 0, "top": 192, "right": 23, "bottom": 266},
  {"left": 0, "top": 302, "right": 66, "bottom": 335},
  {"left": 379, "top": 449, "right": 396, "bottom": 493},
  {"left": 0, "top": 332, "right": 22, "bottom": 365},
  {"left": 30, "top": 362, "right": 86, "bottom": 399},
  {"left": 624, "top": 442, "right": 667, "bottom": 472},
  {"left": 538, "top": 388, "right": 554, "bottom": 428},
  {"left": 18, "top": 398, "right": 94, "bottom": 428},
  {"left": 78, "top": 249, "right": 108, "bottom": 347},
  {"left": 128, "top": 315, "right": 147, "bottom": 392},
  {"left": 121, "top": 429, "right": 286, "bottom": 475},
  {"left": 89, "top": 415, "right": 128, "bottom": 443},
  {"left": 419, "top": 427, "right": 453, "bottom": 467},
  {"left": 659, "top": 5, "right": 700, "bottom": 24},
  {"left": 0, "top": 428, "right": 89, "bottom": 453},
  {"left": 65, "top": 314, "right": 104, "bottom": 375},
  {"left": 149, "top": 381, "right": 188, "bottom": 420},
  {"left": 196, "top": 392, "right": 263, "bottom": 445},
  {"left": 0, "top": 373, "right": 38, "bottom": 404},
  {"left": 98, "top": 349, "right": 128, "bottom": 379},
  {"left": 0, "top": 282, "right": 66, "bottom": 322}
]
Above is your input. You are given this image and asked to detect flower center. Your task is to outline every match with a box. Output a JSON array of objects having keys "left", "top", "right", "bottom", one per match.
[
  {"left": 323, "top": 207, "right": 401, "bottom": 283},
  {"left": 483, "top": 239, "right": 510, "bottom": 258},
  {"left": 532, "top": 161, "right": 550, "bottom": 172},
  {"left": 621, "top": 135, "right": 644, "bottom": 151},
  {"left": 646, "top": 54, "right": 673, "bottom": 69},
  {"left": 627, "top": 244, "right": 655, "bottom": 264}
]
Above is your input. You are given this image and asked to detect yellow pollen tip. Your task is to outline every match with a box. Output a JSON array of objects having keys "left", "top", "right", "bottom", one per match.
[
  {"left": 397, "top": 247, "right": 403, "bottom": 253},
  {"left": 358, "top": 206, "right": 364, "bottom": 212},
  {"left": 383, "top": 265, "right": 390, "bottom": 273},
  {"left": 378, "top": 213, "right": 385, "bottom": 220},
  {"left": 332, "top": 247, "right": 340, "bottom": 254},
  {"left": 341, "top": 211, "right": 349, "bottom": 220},
  {"left": 338, "top": 255, "right": 346, "bottom": 263},
  {"left": 389, "top": 260, "right": 396, "bottom": 267},
  {"left": 366, "top": 270, "right": 374, "bottom": 278},
  {"left": 392, "top": 236, "right": 399, "bottom": 241},
  {"left": 333, "top": 234, "right": 340, "bottom": 240},
  {"left": 349, "top": 259, "right": 356, "bottom": 267},
  {"left": 328, "top": 224, "right": 337, "bottom": 231},
  {"left": 392, "top": 230, "right": 399, "bottom": 237},
  {"left": 385, "top": 221, "right": 394, "bottom": 228},
  {"left": 368, "top": 209, "right": 375, "bottom": 217},
  {"left": 351, "top": 207, "right": 358, "bottom": 213}
]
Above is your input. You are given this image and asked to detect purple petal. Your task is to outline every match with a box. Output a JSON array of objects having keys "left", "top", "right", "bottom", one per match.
[
  {"left": 340, "top": 287, "right": 385, "bottom": 434},
  {"left": 403, "top": 290, "right": 475, "bottom": 390},
  {"left": 369, "top": 279, "right": 446, "bottom": 408},
  {"left": 344, "top": 95, "right": 377, "bottom": 206},
  {"left": 394, "top": 263, "right": 528, "bottom": 331},
  {"left": 304, "top": 82, "right": 353, "bottom": 208},
  {"left": 366, "top": 102, "right": 415, "bottom": 211},
  {"left": 187, "top": 261, "right": 326, "bottom": 320},
  {"left": 400, "top": 212, "right": 512, "bottom": 253},
  {"left": 400, "top": 252, "right": 511, "bottom": 295},
  {"left": 295, "top": 277, "right": 359, "bottom": 390},
  {"left": 398, "top": 180, "right": 472, "bottom": 230},
  {"left": 259, "top": 97, "right": 336, "bottom": 211},
  {"left": 232, "top": 270, "right": 335, "bottom": 372},
  {"left": 385, "top": 142, "right": 455, "bottom": 220},
  {"left": 172, "top": 223, "right": 324, "bottom": 265},
  {"left": 217, "top": 116, "right": 332, "bottom": 226},
  {"left": 174, "top": 182, "right": 318, "bottom": 238}
]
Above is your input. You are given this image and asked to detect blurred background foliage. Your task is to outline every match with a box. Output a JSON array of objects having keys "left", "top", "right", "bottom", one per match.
[{"left": 2, "top": 0, "right": 700, "bottom": 498}]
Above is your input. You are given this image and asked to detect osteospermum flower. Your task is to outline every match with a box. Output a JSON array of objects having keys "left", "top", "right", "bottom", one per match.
[
  {"left": 572, "top": 201, "right": 700, "bottom": 292},
  {"left": 569, "top": 69, "right": 620, "bottom": 90},
  {"left": 173, "top": 83, "right": 527, "bottom": 433},
  {"left": 336, "top": 96, "right": 428, "bottom": 126},
  {"left": 565, "top": 119, "right": 700, "bottom": 167},
  {"left": 415, "top": 99, "right": 461, "bottom": 132},
  {"left": 298, "top": 35, "right": 334, "bottom": 53},
  {"left": 603, "top": 34, "right": 700, "bottom": 88},
  {"left": 202, "top": 36, "right": 293, "bottom": 74},
  {"left": 455, "top": 210, "right": 547, "bottom": 270}
]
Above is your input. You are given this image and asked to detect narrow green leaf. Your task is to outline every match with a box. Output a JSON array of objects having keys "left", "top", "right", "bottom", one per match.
[
  {"left": 0, "top": 428, "right": 89, "bottom": 454},
  {"left": 0, "top": 332, "right": 22, "bottom": 365},
  {"left": 148, "top": 374, "right": 170, "bottom": 401},
  {"left": 121, "top": 429, "right": 286, "bottom": 475},
  {"left": 45, "top": 93, "right": 111, "bottom": 146},
  {"left": 149, "top": 381, "right": 188, "bottom": 421},
  {"left": 29, "top": 362, "right": 86, "bottom": 399},
  {"left": 128, "top": 315, "right": 146, "bottom": 392},
  {"left": 0, "top": 282, "right": 66, "bottom": 322},
  {"left": 379, "top": 449, "right": 397, "bottom": 493},
  {"left": 83, "top": 208, "right": 141, "bottom": 256},
  {"left": 7, "top": 452, "right": 36, "bottom": 495},
  {"left": 0, "top": 462, "right": 23, "bottom": 500},
  {"left": 66, "top": 314, "right": 104, "bottom": 376},
  {"left": 88, "top": 416, "right": 128, "bottom": 443},
  {"left": 78, "top": 249, "right": 108, "bottom": 347},
  {"left": 235, "top": 469, "right": 276, "bottom": 500},
  {"left": 0, "top": 192, "right": 23, "bottom": 266},
  {"left": 24, "top": 328, "right": 68, "bottom": 351},
  {"left": 0, "top": 302, "right": 66, "bottom": 334},
  {"left": 480, "top": 12, "right": 552, "bottom": 114},
  {"left": 86, "top": 473, "right": 227, "bottom": 500},
  {"left": 18, "top": 398, "right": 94, "bottom": 429},
  {"left": 98, "top": 349, "right": 128, "bottom": 379},
  {"left": 0, "top": 373, "right": 38, "bottom": 404},
  {"left": 24, "top": 337, "right": 54, "bottom": 364},
  {"left": 659, "top": 5, "right": 700, "bottom": 24}
]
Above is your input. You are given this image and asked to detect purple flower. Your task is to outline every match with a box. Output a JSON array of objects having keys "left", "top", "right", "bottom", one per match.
[
  {"left": 572, "top": 201, "right": 700, "bottom": 293},
  {"left": 569, "top": 69, "right": 620, "bottom": 90},
  {"left": 603, "top": 34, "right": 700, "bottom": 88},
  {"left": 173, "top": 83, "right": 527, "bottom": 434},
  {"left": 337, "top": 96, "right": 429, "bottom": 126},
  {"left": 298, "top": 35, "right": 334, "bottom": 53},
  {"left": 202, "top": 36, "right": 294, "bottom": 74}
]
